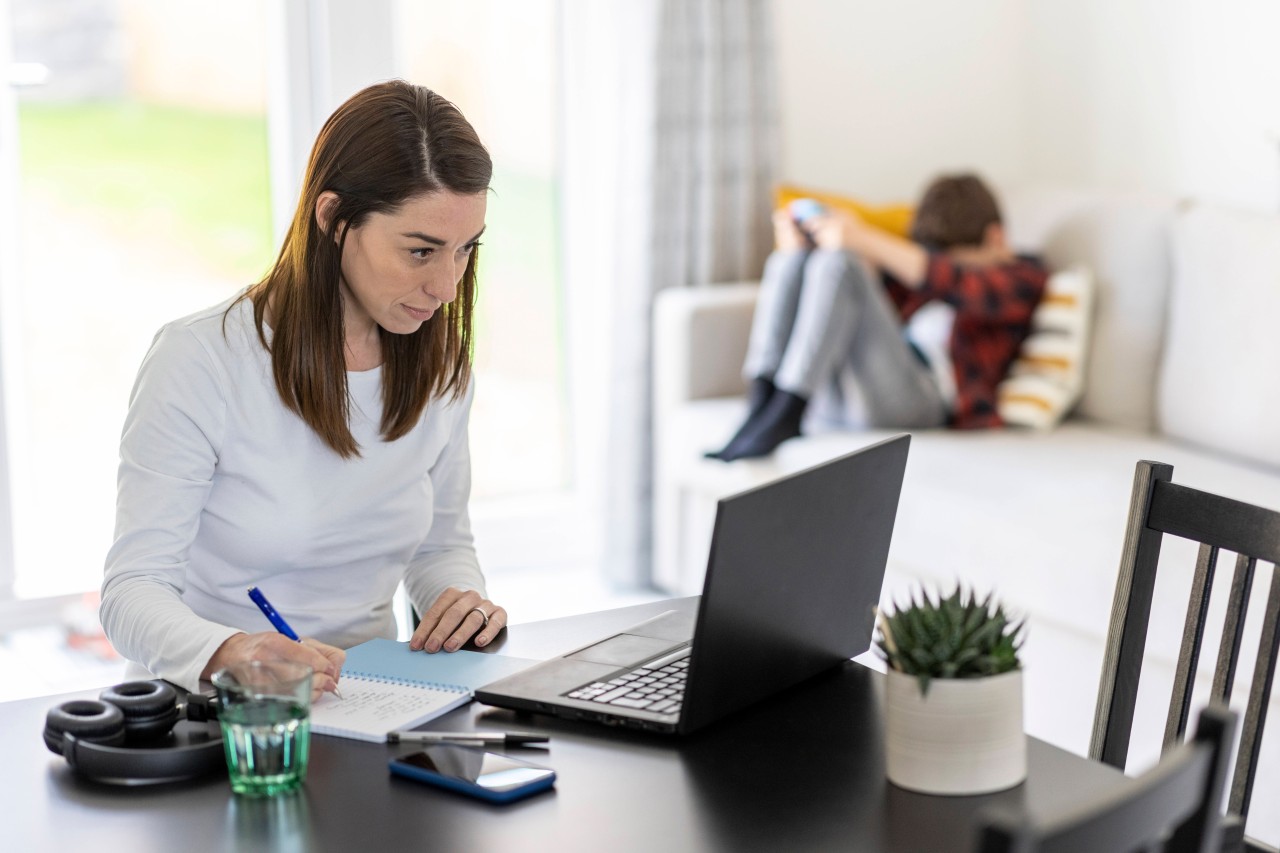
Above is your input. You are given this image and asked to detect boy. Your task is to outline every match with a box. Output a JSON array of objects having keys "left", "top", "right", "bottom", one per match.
[{"left": 709, "top": 174, "right": 1048, "bottom": 461}]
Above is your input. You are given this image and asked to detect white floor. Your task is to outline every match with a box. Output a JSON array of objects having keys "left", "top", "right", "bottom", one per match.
[{"left": 0, "top": 566, "right": 665, "bottom": 704}]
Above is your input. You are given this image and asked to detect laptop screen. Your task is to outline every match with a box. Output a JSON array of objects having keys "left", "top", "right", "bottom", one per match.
[{"left": 679, "top": 434, "right": 910, "bottom": 732}]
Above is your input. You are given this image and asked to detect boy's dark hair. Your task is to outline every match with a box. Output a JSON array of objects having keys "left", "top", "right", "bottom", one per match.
[{"left": 909, "top": 174, "right": 1001, "bottom": 251}]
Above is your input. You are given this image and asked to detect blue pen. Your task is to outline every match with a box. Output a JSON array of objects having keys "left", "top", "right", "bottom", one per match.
[
  {"left": 246, "top": 586, "right": 343, "bottom": 698},
  {"left": 247, "top": 585, "right": 300, "bottom": 639}
]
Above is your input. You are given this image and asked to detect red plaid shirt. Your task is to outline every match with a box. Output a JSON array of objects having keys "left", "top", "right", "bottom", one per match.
[{"left": 884, "top": 253, "right": 1048, "bottom": 429}]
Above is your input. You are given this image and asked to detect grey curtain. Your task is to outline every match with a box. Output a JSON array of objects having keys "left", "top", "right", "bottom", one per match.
[{"left": 563, "top": 0, "right": 777, "bottom": 587}]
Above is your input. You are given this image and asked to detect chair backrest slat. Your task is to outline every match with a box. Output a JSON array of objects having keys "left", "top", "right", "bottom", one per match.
[
  {"left": 1229, "top": 568, "right": 1280, "bottom": 819},
  {"left": 1091, "top": 462, "right": 1172, "bottom": 769},
  {"left": 1164, "top": 544, "right": 1219, "bottom": 752},
  {"left": 1211, "top": 554, "right": 1257, "bottom": 706}
]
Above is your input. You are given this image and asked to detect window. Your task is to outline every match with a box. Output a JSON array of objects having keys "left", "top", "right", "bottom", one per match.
[
  {"left": 0, "top": 0, "right": 582, "bottom": 611},
  {"left": 391, "top": 1, "right": 577, "bottom": 571},
  {"left": 2, "top": 0, "right": 272, "bottom": 599},
  {"left": 393, "top": 0, "right": 567, "bottom": 503}
]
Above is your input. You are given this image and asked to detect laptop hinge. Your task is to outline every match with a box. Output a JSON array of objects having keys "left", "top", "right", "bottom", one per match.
[{"left": 640, "top": 646, "right": 690, "bottom": 671}]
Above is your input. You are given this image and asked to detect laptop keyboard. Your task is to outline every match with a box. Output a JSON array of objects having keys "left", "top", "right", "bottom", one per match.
[{"left": 564, "top": 656, "right": 689, "bottom": 715}]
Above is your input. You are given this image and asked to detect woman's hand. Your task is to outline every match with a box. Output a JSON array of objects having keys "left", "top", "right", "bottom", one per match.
[
  {"left": 410, "top": 587, "right": 507, "bottom": 652},
  {"left": 201, "top": 632, "right": 346, "bottom": 701}
]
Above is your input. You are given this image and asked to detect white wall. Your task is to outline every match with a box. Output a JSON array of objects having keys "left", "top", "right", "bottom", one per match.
[
  {"left": 771, "top": 0, "right": 1032, "bottom": 203},
  {"left": 772, "top": 0, "right": 1280, "bottom": 214},
  {"left": 1025, "top": 0, "right": 1280, "bottom": 213}
]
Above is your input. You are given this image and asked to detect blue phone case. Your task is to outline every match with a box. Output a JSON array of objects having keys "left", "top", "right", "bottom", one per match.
[
  {"left": 788, "top": 197, "right": 826, "bottom": 224},
  {"left": 389, "top": 752, "right": 556, "bottom": 804}
]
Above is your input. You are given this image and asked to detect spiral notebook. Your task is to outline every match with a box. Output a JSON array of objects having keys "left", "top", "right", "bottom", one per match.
[{"left": 310, "top": 639, "right": 539, "bottom": 743}]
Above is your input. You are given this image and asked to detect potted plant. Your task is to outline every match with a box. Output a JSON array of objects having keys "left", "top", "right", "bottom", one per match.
[{"left": 876, "top": 584, "right": 1027, "bottom": 795}]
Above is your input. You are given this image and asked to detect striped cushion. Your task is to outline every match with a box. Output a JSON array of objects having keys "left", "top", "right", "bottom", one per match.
[{"left": 997, "top": 266, "right": 1095, "bottom": 429}]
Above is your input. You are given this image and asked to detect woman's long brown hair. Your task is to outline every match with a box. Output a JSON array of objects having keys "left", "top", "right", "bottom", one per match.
[{"left": 235, "top": 80, "right": 492, "bottom": 458}]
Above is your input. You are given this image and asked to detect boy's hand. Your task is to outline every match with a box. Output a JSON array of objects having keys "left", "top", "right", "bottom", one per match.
[
  {"left": 809, "top": 208, "right": 867, "bottom": 252},
  {"left": 772, "top": 208, "right": 809, "bottom": 251}
]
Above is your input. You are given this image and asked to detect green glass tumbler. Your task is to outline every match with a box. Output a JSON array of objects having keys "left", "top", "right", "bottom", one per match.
[{"left": 212, "top": 660, "right": 313, "bottom": 797}]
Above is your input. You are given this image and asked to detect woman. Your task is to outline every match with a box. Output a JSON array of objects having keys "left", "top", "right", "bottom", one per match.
[{"left": 100, "top": 81, "right": 506, "bottom": 695}]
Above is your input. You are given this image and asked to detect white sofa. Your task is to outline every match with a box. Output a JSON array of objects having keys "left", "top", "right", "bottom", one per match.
[{"left": 652, "top": 186, "right": 1280, "bottom": 845}]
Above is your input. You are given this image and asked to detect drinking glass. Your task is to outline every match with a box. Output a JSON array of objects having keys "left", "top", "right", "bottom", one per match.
[{"left": 212, "top": 660, "right": 313, "bottom": 796}]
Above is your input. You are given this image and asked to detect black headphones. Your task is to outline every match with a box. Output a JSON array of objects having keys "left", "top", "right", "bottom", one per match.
[{"left": 44, "top": 680, "right": 226, "bottom": 785}]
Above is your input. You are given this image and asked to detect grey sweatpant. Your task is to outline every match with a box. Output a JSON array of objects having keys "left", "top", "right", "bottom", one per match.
[{"left": 743, "top": 249, "right": 948, "bottom": 429}]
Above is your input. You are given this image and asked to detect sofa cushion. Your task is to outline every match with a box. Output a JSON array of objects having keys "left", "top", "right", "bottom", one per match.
[
  {"left": 774, "top": 183, "right": 914, "bottom": 237},
  {"left": 999, "top": 187, "right": 1178, "bottom": 431},
  {"left": 997, "top": 264, "right": 1095, "bottom": 429},
  {"left": 1159, "top": 203, "right": 1280, "bottom": 469},
  {"left": 669, "top": 399, "right": 1280, "bottom": 638}
]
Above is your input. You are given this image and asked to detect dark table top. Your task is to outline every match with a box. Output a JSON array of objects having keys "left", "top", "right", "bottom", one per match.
[{"left": 2, "top": 597, "right": 1126, "bottom": 852}]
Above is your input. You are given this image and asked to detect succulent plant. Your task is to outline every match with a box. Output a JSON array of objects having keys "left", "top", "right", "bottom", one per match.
[{"left": 876, "top": 584, "right": 1023, "bottom": 696}]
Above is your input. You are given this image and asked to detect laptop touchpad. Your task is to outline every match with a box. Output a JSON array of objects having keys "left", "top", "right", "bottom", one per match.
[{"left": 567, "top": 634, "right": 682, "bottom": 666}]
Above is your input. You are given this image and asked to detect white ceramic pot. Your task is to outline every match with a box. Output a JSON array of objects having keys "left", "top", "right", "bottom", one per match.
[{"left": 884, "top": 668, "right": 1027, "bottom": 796}]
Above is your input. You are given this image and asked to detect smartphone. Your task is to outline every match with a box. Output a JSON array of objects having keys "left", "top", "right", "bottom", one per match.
[
  {"left": 788, "top": 197, "right": 826, "bottom": 225},
  {"left": 788, "top": 198, "right": 826, "bottom": 245},
  {"left": 389, "top": 745, "right": 556, "bottom": 804}
]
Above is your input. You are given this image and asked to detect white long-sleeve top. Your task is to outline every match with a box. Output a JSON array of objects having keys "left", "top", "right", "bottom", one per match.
[{"left": 100, "top": 295, "right": 485, "bottom": 691}]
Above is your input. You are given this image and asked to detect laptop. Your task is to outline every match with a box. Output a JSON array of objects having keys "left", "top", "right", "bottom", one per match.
[{"left": 475, "top": 433, "right": 910, "bottom": 735}]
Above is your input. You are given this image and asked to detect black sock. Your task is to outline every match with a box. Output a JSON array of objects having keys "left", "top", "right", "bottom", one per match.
[
  {"left": 704, "top": 376, "right": 776, "bottom": 460},
  {"left": 746, "top": 376, "right": 776, "bottom": 419},
  {"left": 707, "top": 389, "right": 807, "bottom": 462}
]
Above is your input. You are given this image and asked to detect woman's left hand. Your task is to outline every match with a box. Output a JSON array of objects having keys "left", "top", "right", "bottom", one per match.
[{"left": 409, "top": 587, "right": 508, "bottom": 652}]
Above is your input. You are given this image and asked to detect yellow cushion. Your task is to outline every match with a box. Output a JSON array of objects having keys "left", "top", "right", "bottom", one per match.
[{"left": 775, "top": 184, "right": 914, "bottom": 238}]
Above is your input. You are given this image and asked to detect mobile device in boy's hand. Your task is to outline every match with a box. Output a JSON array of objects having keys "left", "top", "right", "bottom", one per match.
[
  {"left": 788, "top": 198, "right": 826, "bottom": 245},
  {"left": 788, "top": 197, "right": 826, "bottom": 225},
  {"left": 389, "top": 745, "right": 556, "bottom": 804}
]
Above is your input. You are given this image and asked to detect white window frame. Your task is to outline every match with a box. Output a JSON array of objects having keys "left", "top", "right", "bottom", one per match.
[{"left": 0, "top": 0, "right": 23, "bottom": 602}]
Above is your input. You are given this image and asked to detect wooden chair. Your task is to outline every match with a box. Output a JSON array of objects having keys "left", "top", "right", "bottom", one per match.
[
  {"left": 1091, "top": 461, "right": 1280, "bottom": 853},
  {"left": 978, "top": 705, "right": 1236, "bottom": 853}
]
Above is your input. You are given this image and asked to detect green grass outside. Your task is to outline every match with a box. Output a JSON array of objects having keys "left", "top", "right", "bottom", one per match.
[
  {"left": 483, "top": 169, "right": 560, "bottom": 297},
  {"left": 477, "top": 167, "right": 564, "bottom": 345},
  {"left": 17, "top": 98, "right": 565, "bottom": 383},
  {"left": 17, "top": 97, "right": 568, "bottom": 493},
  {"left": 18, "top": 99, "right": 275, "bottom": 282}
]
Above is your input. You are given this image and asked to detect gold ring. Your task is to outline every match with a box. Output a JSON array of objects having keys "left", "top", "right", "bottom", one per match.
[{"left": 468, "top": 606, "right": 490, "bottom": 629}]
